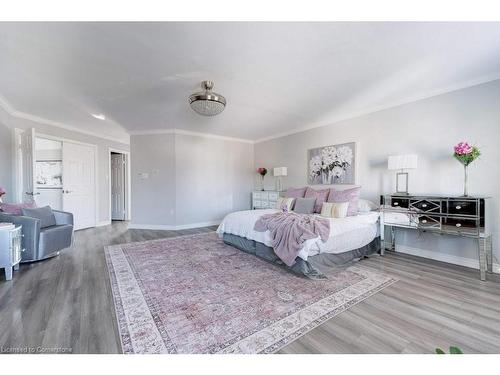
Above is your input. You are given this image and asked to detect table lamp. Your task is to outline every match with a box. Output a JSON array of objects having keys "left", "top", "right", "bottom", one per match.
[
  {"left": 273, "top": 167, "right": 287, "bottom": 192},
  {"left": 388, "top": 154, "right": 417, "bottom": 195}
]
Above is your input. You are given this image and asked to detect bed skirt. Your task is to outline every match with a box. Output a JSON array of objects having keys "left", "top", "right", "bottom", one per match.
[{"left": 222, "top": 233, "right": 381, "bottom": 280}]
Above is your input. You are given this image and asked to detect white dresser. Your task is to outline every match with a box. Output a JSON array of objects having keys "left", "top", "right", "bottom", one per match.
[
  {"left": 252, "top": 190, "right": 280, "bottom": 209},
  {"left": 0, "top": 224, "right": 23, "bottom": 281}
]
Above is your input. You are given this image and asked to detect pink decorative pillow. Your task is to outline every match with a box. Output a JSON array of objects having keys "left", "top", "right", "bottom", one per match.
[
  {"left": 0, "top": 202, "right": 37, "bottom": 215},
  {"left": 327, "top": 186, "right": 361, "bottom": 216},
  {"left": 304, "top": 187, "right": 330, "bottom": 213},
  {"left": 285, "top": 187, "right": 307, "bottom": 199}
]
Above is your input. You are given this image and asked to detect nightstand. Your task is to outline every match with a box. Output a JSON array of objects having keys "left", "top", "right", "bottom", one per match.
[
  {"left": 380, "top": 194, "right": 493, "bottom": 281},
  {"left": 0, "top": 225, "right": 23, "bottom": 281}
]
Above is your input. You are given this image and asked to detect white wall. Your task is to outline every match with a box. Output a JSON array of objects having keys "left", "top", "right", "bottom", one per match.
[
  {"left": 1, "top": 110, "right": 130, "bottom": 224},
  {"left": 255, "top": 80, "right": 500, "bottom": 272},
  {"left": 130, "top": 132, "right": 254, "bottom": 229}
]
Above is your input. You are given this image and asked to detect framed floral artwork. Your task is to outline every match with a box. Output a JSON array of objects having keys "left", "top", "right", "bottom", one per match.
[{"left": 308, "top": 142, "right": 356, "bottom": 184}]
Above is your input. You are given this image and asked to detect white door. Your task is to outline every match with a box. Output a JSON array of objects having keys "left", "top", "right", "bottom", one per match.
[
  {"left": 62, "top": 142, "right": 96, "bottom": 230},
  {"left": 111, "top": 153, "right": 126, "bottom": 220},
  {"left": 20, "top": 128, "right": 39, "bottom": 204}
]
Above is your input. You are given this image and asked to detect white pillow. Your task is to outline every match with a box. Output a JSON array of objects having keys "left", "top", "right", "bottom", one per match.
[
  {"left": 331, "top": 202, "right": 349, "bottom": 218},
  {"left": 320, "top": 202, "right": 349, "bottom": 218},
  {"left": 320, "top": 202, "right": 334, "bottom": 217},
  {"left": 276, "top": 197, "right": 294, "bottom": 212},
  {"left": 357, "top": 199, "right": 378, "bottom": 212}
]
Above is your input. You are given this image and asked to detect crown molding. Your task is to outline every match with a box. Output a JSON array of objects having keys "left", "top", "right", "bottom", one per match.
[
  {"left": 0, "top": 95, "right": 130, "bottom": 145},
  {"left": 254, "top": 74, "right": 500, "bottom": 144},
  {"left": 129, "top": 128, "right": 254, "bottom": 144}
]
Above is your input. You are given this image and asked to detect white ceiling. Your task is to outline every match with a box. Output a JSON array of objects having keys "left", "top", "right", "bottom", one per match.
[{"left": 1, "top": 22, "right": 500, "bottom": 142}]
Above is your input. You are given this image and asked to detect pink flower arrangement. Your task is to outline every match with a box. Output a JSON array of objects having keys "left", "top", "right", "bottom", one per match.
[
  {"left": 454, "top": 142, "right": 473, "bottom": 155},
  {"left": 453, "top": 141, "right": 480, "bottom": 166},
  {"left": 256, "top": 167, "right": 268, "bottom": 177},
  {"left": 0, "top": 186, "right": 5, "bottom": 197}
]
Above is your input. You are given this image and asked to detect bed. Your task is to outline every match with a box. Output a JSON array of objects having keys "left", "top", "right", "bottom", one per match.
[{"left": 216, "top": 209, "right": 381, "bottom": 279}]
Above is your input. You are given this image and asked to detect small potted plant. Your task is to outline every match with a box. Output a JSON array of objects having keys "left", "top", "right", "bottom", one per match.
[
  {"left": 256, "top": 168, "right": 268, "bottom": 191},
  {"left": 453, "top": 142, "right": 480, "bottom": 197}
]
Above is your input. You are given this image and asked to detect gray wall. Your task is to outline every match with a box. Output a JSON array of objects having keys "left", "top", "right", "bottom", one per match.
[
  {"left": 130, "top": 133, "right": 254, "bottom": 228},
  {"left": 131, "top": 134, "right": 176, "bottom": 227},
  {"left": 0, "top": 121, "right": 12, "bottom": 201},
  {"left": 2, "top": 112, "right": 130, "bottom": 224},
  {"left": 175, "top": 134, "right": 254, "bottom": 226},
  {"left": 255, "top": 80, "right": 500, "bottom": 271}
]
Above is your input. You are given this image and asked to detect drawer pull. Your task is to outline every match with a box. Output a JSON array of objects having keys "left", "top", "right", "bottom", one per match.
[
  {"left": 393, "top": 202, "right": 399, "bottom": 206},
  {"left": 455, "top": 205, "right": 461, "bottom": 210},
  {"left": 421, "top": 219, "right": 427, "bottom": 224},
  {"left": 456, "top": 223, "right": 462, "bottom": 228},
  {"left": 421, "top": 204, "right": 427, "bottom": 208}
]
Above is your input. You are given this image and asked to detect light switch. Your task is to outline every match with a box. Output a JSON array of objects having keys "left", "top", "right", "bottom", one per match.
[{"left": 139, "top": 173, "right": 149, "bottom": 180}]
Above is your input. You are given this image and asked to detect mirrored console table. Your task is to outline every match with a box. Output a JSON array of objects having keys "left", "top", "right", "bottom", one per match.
[{"left": 380, "top": 194, "right": 492, "bottom": 281}]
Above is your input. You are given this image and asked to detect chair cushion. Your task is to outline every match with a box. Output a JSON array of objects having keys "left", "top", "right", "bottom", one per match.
[
  {"left": 293, "top": 197, "right": 316, "bottom": 214},
  {"left": 22, "top": 205, "right": 56, "bottom": 228},
  {"left": 39, "top": 224, "right": 73, "bottom": 257}
]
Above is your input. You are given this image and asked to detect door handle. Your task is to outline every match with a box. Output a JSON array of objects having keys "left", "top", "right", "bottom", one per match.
[
  {"left": 62, "top": 190, "right": 73, "bottom": 194},
  {"left": 25, "top": 192, "right": 40, "bottom": 196}
]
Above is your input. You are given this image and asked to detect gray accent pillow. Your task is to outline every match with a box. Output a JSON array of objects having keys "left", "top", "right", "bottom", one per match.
[
  {"left": 22, "top": 205, "right": 56, "bottom": 228},
  {"left": 293, "top": 197, "right": 316, "bottom": 214}
]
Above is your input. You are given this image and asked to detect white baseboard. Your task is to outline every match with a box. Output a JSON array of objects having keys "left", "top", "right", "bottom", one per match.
[
  {"left": 128, "top": 220, "right": 220, "bottom": 231},
  {"left": 96, "top": 220, "right": 112, "bottom": 227},
  {"left": 396, "top": 244, "right": 500, "bottom": 274}
]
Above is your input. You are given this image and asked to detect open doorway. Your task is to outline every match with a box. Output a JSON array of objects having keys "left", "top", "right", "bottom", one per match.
[{"left": 109, "top": 149, "right": 130, "bottom": 222}]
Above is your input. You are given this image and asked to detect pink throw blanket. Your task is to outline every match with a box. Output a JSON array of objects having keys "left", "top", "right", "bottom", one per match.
[{"left": 254, "top": 212, "right": 330, "bottom": 266}]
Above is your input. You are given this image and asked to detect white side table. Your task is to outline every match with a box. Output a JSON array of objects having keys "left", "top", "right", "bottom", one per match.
[{"left": 0, "top": 225, "right": 23, "bottom": 281}]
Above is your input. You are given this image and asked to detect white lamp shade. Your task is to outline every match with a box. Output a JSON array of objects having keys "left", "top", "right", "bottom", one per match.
[
  {"left": 273, "top": 167, "right": 288, "bottom": 177},
  {"left": 388, "top": 154, "right": 418, "bottom": 170}
]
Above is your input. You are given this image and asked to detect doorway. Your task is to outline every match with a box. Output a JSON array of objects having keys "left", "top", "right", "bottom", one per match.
[
  {"left": 109, "top": 149, "right": 130, "bottom": 221},
  {"left": 14, "top": 128, "right": 97, "bottom": 230}
]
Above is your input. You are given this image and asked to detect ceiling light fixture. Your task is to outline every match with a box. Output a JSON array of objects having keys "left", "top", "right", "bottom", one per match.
[
  {"left": 91, "top": 113, "right": 106, "bottom": 120},
  {"left": 189, "top": 80, "right": 226, "bottom": 116}
]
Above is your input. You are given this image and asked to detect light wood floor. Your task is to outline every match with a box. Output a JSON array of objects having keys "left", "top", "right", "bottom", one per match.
[{"left": 0, "top": 222, "right": 499, "bottom": 354}]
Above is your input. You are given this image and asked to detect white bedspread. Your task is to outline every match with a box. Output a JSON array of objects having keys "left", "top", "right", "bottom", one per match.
[{"left": 216, "top": 209, "right": 380, "bottom": 260}]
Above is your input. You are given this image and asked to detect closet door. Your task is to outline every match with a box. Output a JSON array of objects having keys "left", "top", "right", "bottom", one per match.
[
  {"left": 111, "top": 153, "right": 126, "bottom": 220},
  {"left": 62, "top": 142, "right": 96, "bottom": 230},
  {"left": 20, "top": 128, "right": 38, "bottom": 204}
]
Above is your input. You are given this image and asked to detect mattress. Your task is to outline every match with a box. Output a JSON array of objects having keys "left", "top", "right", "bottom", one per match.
[{"left": 216, "top": 209, "right": 380, "bottom": 261}]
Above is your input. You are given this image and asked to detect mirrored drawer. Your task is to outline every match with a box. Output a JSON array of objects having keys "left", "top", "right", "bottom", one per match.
[
  {"left": 417, "top": 215, "right": 441, "bottom": 230},
  {"left": 390, "top": 197, "right": 409, "bottom": 208},
  {"left": 411, "top": 199, "right": 441, "bottom": 213},
  {"left": 442, "top": 217, "right": 479, "bottom": 235},
  {"left": 268, "top": 192, "right": 279, "bottom": 201},
  {"left": 447, "top": 200, "right": 477, "bottom": 216},
  {"left": 253, "top": 200, "right": 263, "bottom": 208}
]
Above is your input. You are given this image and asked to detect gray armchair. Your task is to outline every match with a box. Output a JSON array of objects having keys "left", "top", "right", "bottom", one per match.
[{"left": 0, "top": 209, "right": 74, "bottom": 262}]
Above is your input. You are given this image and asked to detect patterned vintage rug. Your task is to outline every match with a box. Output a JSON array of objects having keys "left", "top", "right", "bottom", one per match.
[{"left": 105, "top": 232, "right": 396, "bottom": 354}]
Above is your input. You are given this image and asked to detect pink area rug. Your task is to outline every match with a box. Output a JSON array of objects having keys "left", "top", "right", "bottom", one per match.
[{"left": 105, "top": 232, "right": 396, "bottom": 354}]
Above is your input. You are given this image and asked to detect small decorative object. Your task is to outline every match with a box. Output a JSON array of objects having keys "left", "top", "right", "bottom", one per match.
[
  {"left": 453, "top": 141, "right": 480, "bottom": 197},
  {"left": 257, "top": 167, "right": 268, "bottom": 191},
  {"left": 387, "top": 154, "right": 418, "bottom": 195},
  {"left": 308, "top": 142, "right": 355, "bottom": 184},
  {"left": 435, "top": 346, "right": 463, "bottom": 354},
  {"left": 273, "top": 167, "right": 287, "bottom": 192},
  {"left": 0, "top": 186, "right": 5, "bottom": 203}
]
